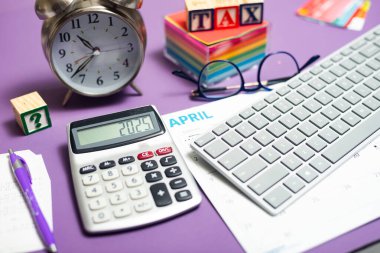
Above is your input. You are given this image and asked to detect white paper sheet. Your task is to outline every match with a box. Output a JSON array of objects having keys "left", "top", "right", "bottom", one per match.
[
  {"left": 0, "top": 150, "right": 52, "bottom": 253},
  {"left": 163, "top": 93, "right": 380, "bottom": 253}
]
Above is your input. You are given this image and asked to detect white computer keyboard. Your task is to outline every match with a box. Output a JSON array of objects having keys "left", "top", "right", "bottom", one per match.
[{"left": 191, "top": 24, "right": 380, "bottom": 215}]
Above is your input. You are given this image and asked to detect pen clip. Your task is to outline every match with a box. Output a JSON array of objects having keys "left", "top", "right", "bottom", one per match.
[{"left": 17, "top": 155, "right": 32, "bottom": 184}]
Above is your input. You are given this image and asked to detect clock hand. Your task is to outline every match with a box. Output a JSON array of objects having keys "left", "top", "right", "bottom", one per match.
[
  {"left": 70, "top": 55, "right": 95, "bottom": 78},
  {"left": 99, "top": 45, "right": 132, "bottom": 53},
  {"left": 76, "top": 35, "right": 95, "bottom": 51},
  {"left": 74, "top": 54, "right": 92, "bottom": 65}
]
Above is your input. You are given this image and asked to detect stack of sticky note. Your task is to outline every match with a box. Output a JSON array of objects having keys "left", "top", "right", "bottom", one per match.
[
  {"left": 297, "top": 0, "right": 371, "bottom": 31},
  {"left": 164, "top": 11, "right": 268, "bottom": 83}
]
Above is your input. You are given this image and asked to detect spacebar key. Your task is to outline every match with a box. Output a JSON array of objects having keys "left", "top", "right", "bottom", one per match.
[{"left": 322, "top": 110, "right": 380, "bottom": 164}]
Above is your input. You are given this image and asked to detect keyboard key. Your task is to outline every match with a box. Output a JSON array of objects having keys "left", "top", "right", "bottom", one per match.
[
  {"left": 342, "top": 112, "right": 361, "bottom": 127},
  {"left": 165, "top": 166, "right": 182, "bottom": 177},
  {"left": 89, "top": 197, "right": 107, "bottom": 210},
  {"left": 310, "top": 114, "right": 329, "bottom": 129},
  {"left": 236, "top": 122, "right": 256, "bottom": 138},
  {"left": 113, "top": 205, "right": 132, "bottom": 218},
  {"left": 336, "top": 79, "right": 354, "bottom": 91},
  {"left": 318, "top": 128, "right": 339, "bottom": 144},
  {"left": 353, "top": 104, "right": 371, "bottom": 119},
  {"left": 80, "top": 165, "right": 96, "bottom": 174},
  {"left": 110, "top": 192, "right": 127, "bottom": 204},
  {"left": 277, "top": 86, "right": 291, "bottom": 96},
  {"left": 254, "top": 131, "right": 275, "bottom": 146},
  {"left": 222, "top": 131, "right": 243, "bottom": 147},
  {"left": 319, "top": 72, "right": 337, "bottom": 84},
  {"left": 93, "top": 210, "right": 110, "bottom": 223},
  {"left": 156, "top": 146, "right": 173, "bottom": 156},
  {"left": 300, "top": 72, "right": 313, "bottom": 82},
  {"left": 125, "top": 175, "right": 143, "bottom": 187},
  {"left": 340, "top": 59, "right": 357, "bottom": 71},
  {"left": 331, "top": 54, "right": 343, "bottom": 63},
  {"left": 284, "top": 176, "right": 305, "bottom": 193},
  {"left": 314, "top": 93, "right": 333, "bottom": 105},
  {"left": 297, "top": 121, "right": 318, "bottom": 137},
  {"left": 129, "top": 187, "right": 148, "bottom": 200},
  {"left": 308, "top": 79, "right": 327, "bottom": 91},
  {"left": 330, "top": 120, "right": 350, "bottom": 135},
  {"left": 322, "top": 110, "right": 380, "bottom": 164},
  {"left": 294, "top": 145, "right": 315, "bottom": 161},
  {"left": 297, "top": 85, "right": 316, "bottom": 98},
  {"left": 195, "top": 132, "right": 215, "bottom": 147},
  {"left": 325, "top": 85, "right": 344, "bottom": 98},
  {"left": 354, "top": 84, "right": 372, "bottom": 98},
  {"left": 118, "top": 156, "right": 135, "bottom": 164},
  {"left": 266, "top": 122, "right": 287, "bottom": 138},
  {"left": 273, "top": 138, "right": 294, "bottom": 155},
  {"left": 297, "top": 166, "right": 318, "bottom": 183},
  {"left": 344, "top": 91, "right": 362, "bottom": 105},
  {"left": 233, "top": 157, "right": 267, "bottom": 183},
  {"left": 332, "top": 99, "right": 351, "bottom": 113},
  {"left": 364, "top": 77, "right": 380, "bottom": 90},
  {"left": 291, "top": 107, "right": 311, "bottom": 121},
  {"left": 248, "top": 164, "right": 289, "bottom": 195},
  {"left": 350, "top": 53, "right": 366, "bottom": 64},
  {"left": 286, "top": 92, "right": 305, "bottom": 106},
  {"left": 160, "top": 155, "right": 177, "bottom": 166},
  {"left": 102, "top": 168, "right": 119, "bottom": 181},
  {"left": 366, "top": 59, "right": 380, "bottom": 71},
  {"left": 240, "top": 139, "right": 261, "bottom": 155},
  {"left": 264, "top": 93, "right": 279, "bottom": 103},
  {"left": 99, "top": 160, "right": 116, "bottom": 169},
  {"left": 346, "top": 72, "right": 364, "bottom": 84},
  {"left": 145, "top": 171, "right": 163, "bottom": 183},
  {"left": 134, "top": 200, "right": 153, "bottom": 212},
  {"left": 204, "top": 139, "right": 229, "bottom": 158},
  {"left": 86, "top": 185, "right": 103, "bottom": 198},
  {"left": 150, "top": 183, "right": 172, "bottom": 207},
  {"left": 321, "top": 106, "right": 340, "bottom": 120},
  {"left": 303, "top": 99, "right": 322, "bottom": 113},
  {"left": 175, "top": 190, "right": 193, "bottom": 202},
  {"left": 329, "top": 65, "right": 347, "bottom": 77},
  {"left": 321, "top": 60, "right": 333, "bottom": 69},
  {"left": 359, "top": 44, "right": 380, "bottom": 58},
  {"left": 279, "top": 114, "right": 300, "bottom": 129},
  {"left": 213, "top": 124, "right": 229, "bottom": 136},
  {"left": 170, "top": 178, "right": 187, "bottom": 189},
  {"left": 309, "top": 156, "right": 331, "bottom": 173},
  {"left": 285, "top": 129, "right": 306, "bottom": 145},
  {"left": 356, "top": 66, "right": 374, "bottom": 77},
  {"left": 82, "top": 174, "right": 100, "bottom": 186},
  {"left": 350, "top": 40, "right": 367, "bottom": 50},
  {"left": 239, "top": 107, "right": 255, "bottom": 119},
  {"left": 281, "top": 154, "right": 302, "bottom": 171},
  {"left": 261, "top": 106, "right": 281, "bottom": 121},
  {"left": 141, "top": 160, "right": 158, "bottom": 171},
  {"left": 259, "top": 147, "right": 281, "bottom": 164},
  {"left": 252, "top": 100, "right": 267, "bottom": 111},
  {"left": 288, "top": 79, "right": 302, "bottom": 89},
  {"left": 264, "top": 186, "right": 291, "bottom": 209},
  {"left": 226, "top": 115, "right": 242, "bottom": 127},
  {"left": 274, "top": 99, "right": 293, "bottom": 113},
  {"left": 249, "top": 114, "right": 269, "bottom": 130},
  {"left": 363, "top": 97, "right": 380, "bottom": 111},
  {"left": 218, "top": 149, "right": 247, "bottom": 170},
  {"left": 306, "top": 136, "right": 327, "bottom": 152},
  {"left": 106, "top": 180, "right": 123, "bottom": 193},
  {"left": 310, "top": 66, "right": 323, "bottom": 75}
]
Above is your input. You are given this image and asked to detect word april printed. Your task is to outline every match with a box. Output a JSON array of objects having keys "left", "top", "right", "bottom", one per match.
[{"left": 169, "top": 111, "right": 213, "bottom": 127}]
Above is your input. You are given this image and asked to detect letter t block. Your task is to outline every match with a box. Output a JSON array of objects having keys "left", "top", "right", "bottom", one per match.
[{"left": 188, "top": 9, "right": 214, "bottom": 32}]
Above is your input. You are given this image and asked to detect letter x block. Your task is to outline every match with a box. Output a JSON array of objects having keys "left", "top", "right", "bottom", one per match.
[
  {"left": 240, "top": 2, "right": 263, "bottom": 25},
  {"left": 10, "top": 91, "right": 52, "bottom": 135}
]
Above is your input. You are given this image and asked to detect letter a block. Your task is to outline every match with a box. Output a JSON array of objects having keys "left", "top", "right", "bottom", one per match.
[
  {"left": 10, "top": 91, "right": 52, "bottom": 135},
  {"left": 215, "top": 6, "right": 239, "bottom": 29},
  {"left": 186, "top": 0, "right": 214, "bottom": 32},
  {"left": 240, "top": 1, "right": 263, "bottom": 25}
]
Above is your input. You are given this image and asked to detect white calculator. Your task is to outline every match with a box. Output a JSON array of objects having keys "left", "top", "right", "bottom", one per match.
[{"left": 67, "top": 105, "right": 202, "bottom": 233}]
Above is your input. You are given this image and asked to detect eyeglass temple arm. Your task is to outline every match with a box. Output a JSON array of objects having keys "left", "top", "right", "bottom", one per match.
[
  {"left": 299, "top": 55, "right": 320, "bottom": 72},
  {"left": 172, "top": 70, "right": 198, "bottom": 84}
]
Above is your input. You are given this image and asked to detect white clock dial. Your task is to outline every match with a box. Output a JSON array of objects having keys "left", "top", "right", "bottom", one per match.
[{"left": 51, "top": 11, "right": 143, "bottom": 96}]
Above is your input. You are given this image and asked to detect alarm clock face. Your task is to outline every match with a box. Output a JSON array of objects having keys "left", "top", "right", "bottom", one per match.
[{"left": 50, "top": 11, "right": 143, "bottom": 96}]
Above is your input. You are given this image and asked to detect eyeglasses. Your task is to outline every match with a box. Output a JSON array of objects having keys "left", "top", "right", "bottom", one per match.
[{"left": 172, "top": 51, "right": 320, "bottom": 100}]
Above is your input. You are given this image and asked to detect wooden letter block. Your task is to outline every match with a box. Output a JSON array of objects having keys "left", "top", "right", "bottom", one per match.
[
  {"left": 214, "top": 6, "right": 239, "bottom": 29},
  {"left": 240, "top": 1, "right": 263, "bottom": 25},
  {"left": 10, "top": 91, "right": 52, "bottom": 135},
  {"left": 186, "top": 0, "right": 214, "bottom": 32}
]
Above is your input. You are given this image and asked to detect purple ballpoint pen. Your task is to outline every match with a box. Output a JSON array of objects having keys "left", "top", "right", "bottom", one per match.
[{"left": 8, "top": 149, "right": 57, "bottom": 253}]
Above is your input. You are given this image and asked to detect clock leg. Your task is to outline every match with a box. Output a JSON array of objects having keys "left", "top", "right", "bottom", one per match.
[
  {"left": 129, "top": 82, "right": 143, "bottom": 95},
  {"left": 62, "top": 89, "right": 73, "bottom": 106}
]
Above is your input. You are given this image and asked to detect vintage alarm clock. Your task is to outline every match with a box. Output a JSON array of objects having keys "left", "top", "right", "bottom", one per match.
[{"left": 35, "top": 0, "right": 146, "bottom": 105}]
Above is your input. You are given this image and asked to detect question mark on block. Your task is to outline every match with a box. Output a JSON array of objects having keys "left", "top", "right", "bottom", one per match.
[{"left": 30, "top": 113, "right": 42, "bottom": 129}]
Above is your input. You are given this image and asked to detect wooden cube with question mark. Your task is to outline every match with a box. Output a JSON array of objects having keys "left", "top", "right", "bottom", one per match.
[{"left": 10, "top": 91, "right": 52, "bottom": 135}]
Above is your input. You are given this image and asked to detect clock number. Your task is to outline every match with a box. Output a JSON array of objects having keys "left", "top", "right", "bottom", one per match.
[
  {"left": 79, "top": 74, "right": 85, "bottom": 84},
  {"left": 113, "top": 71, "right": 120, "bottom": 80},
  {"left": 97, "top": 76, "right": 103, "bottom": 85},
  {"left": 127, "top": 43, "right": 134, "bottom": 53},
  {"left": 59, "top": 32, "right": 70, "bottom": 42},
  {"left": 71, "top": 19, "right": 81, "bottom": 29},
  {"left": 88, "top": 13, "right": 99, "bottom": 24},
  {"left": 66, "top": 63, "right": 73, "bottom": 73},
  {"left": 123, "top": 58, "right": 129, "bottom": 67},
  {"left": 121, "top": 27, "right": 128, "bottom": 36},
  {"left": 58, "top": 49, "right": 66, "bottom": 58},
  {"left": 108, "top": 17, "right": 113, "bottom": 26}
]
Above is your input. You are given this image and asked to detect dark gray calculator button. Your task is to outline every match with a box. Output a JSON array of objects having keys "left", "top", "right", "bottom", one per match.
[
  {"left": 99, "top": 160, "right": 116, "bottom": 169},
  {"left": 118, "top": 156, "right": 135, "bottom": 164},
  {"left": 150, "top": 183, "right": 172, "bottom": 207},
  {"left": 170, "top": 178, "right": 187, "bottom": 189},
  {"left": 80, "top": 165, "right": 96, "bottom": 174},
  {"left": 165, "top": 166, "right": 182, "bottom": 177},
  {"left": 175, "top": 190, "right": 192, "bottom": 202},
  {"left": 141, "top": 160, "right": 158, "bottom": 171},
  {"left": 145, "top": 171, "right": 163, "bottom": 183},
  {"left": 160, "top": 155, "right": 177, "bottom": 166}
]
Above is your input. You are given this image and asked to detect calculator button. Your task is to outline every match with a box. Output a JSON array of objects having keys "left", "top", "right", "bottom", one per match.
[
  {"left": 145, "top": 171, "right": 163, "bottom": 183},
  {"left": 134, "top": 200, "right": 153, "bottom": 213},
  {"left": 113, "top": 205, "right": 132, "bottom": 218},
  {"left": 169, "top": 178, "right": 187, "bottom": 189},
  {"left": 99, "top": 160, "right": 116, "bottom": 169},
  {"left": 79, "top": 165, "right": 96, "bottom": 174},
  {"left": 110, "top": 192, "right": 127, "bottom": 205},
  {"left": 82, "top": 173, "right": 100, "bottom": 186},
  {"left": 102, "top": 168, "right": 119, "bottom": 181},
  {"left": 175, "top": 190, "right": 192, "bottom": 202},
  {"left": 125, "top": 175, "right": 143, "bottom": 187},
  {"left": 156, "top": 147, "right": 173, "bottom": 156},
  {"left": 121, "top": 164, "right": 139, "bottom": 176},
  {"left": 105, "top": 180, "right": 123, "bottom": 193},
  {"left": 150, "top": 183, "right": 172, "bottom": 207},
  {"left": 137, "top": 151, "right": 154, "bottom": 160},
  {"left": 89, "top": 197, "right": 107, "bottom": 210},
  {"left": 164, "top": 166, "right": 182, "bottom": 177},
  {"left": 85, "top": 185, "right": 103, "bottom": 198},
  {"left": 129, "top": 187, "right": 148, "bottom": 200},
  {"left": 141, "top": 160, "right": 158, "bottom": 171},
  {"left": 118, "top": 156, "right": 135, "bottom": 164},
  {"left": 160, "top": 155, "right": 177, "bottom": 166},
  {"left": 93, "top": 210, "right": 110, "bottom": 223}
]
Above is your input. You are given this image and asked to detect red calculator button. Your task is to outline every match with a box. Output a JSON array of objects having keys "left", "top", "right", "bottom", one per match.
[
  {"left": 137, "top": 151, "right": 154, "bottom": 160},
  {"left": 156, "top": 147, "right": 173, "bottom": 156}
]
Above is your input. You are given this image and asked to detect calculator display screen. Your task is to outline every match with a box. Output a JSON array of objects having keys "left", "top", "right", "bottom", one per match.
[{"left": 77, "top": 115, "right": 154, "bottom": 146}]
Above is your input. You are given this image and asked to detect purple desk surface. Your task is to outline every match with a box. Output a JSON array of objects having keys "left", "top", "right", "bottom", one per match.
[{"left": 1, "top": 0, "right": 380, "bottom": 252}]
